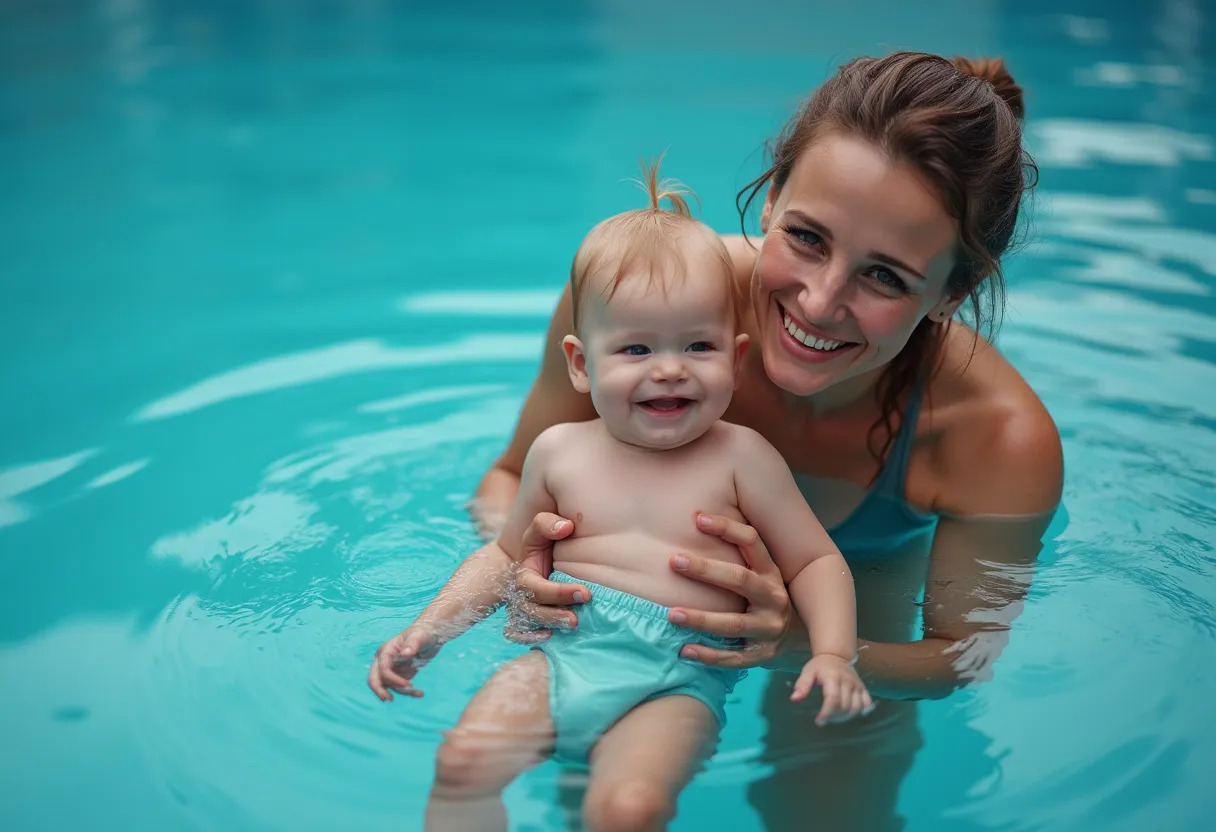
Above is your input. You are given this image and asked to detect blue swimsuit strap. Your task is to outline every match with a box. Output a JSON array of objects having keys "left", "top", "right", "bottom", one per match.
[{"left": 871, "top": 376, "right": 927, "bottom": 498}]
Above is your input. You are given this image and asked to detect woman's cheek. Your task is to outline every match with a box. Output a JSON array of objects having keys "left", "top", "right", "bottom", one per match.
[{"left": 857, "top": 299, "right": 915, "bottom": 345}]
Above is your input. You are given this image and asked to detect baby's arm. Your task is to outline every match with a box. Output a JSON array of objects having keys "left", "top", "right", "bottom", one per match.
[
  {"left": 732, "top": 429, "right": 854, "bottom": 658},
  {"left": 368, "top": 428, "right": 561, "bottom": 701},
  {"left": 419, "top": 425, "right": 562, "bottom": 635},
  {"left": 731, "top": 429, "right": 871, "bottom": 721}
]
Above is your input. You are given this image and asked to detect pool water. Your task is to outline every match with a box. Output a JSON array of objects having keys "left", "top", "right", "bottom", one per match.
[{"left": 2, "top": 1, "right": 1215, "bottom": 830}]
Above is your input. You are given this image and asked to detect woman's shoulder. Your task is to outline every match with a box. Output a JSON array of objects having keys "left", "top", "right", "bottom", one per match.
[
  {"left": 926, "top": 327, "right": 1064, "bottom": 516},
  {"left": 722, "top": 234, "right": 759, "bottom": 285}
]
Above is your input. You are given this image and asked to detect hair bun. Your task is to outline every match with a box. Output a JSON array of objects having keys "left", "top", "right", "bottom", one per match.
[{"left": 953, "top": 56, "right": 1024, "bottom": 120}]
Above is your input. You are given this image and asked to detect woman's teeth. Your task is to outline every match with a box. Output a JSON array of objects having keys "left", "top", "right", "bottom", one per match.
[{"left": 784, "top": 313, "right": 847, "bottom": 351}]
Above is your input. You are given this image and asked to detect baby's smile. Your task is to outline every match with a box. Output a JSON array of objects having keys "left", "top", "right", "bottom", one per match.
[{"left": 635, "top": 397, "right": 696, "bottom": 418}]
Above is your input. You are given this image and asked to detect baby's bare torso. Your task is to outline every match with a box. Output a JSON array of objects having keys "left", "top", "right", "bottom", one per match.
[{"left": 545, "top": 421, "right": 748, "bottom": 613}]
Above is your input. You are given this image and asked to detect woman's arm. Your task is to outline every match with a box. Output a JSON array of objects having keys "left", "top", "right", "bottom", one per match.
[
  {"left": 675, "top": 510, "right": 1052, "bottom": 699},
  {"left": 681, "top": 399, "right": 1063, "bottom": 700},
  {"left": 852, "top": 379, "right": 1065, "bottom": 699},
  {"left": 859, "top": 510, "right": 1050, "bottom": 699},
  {"left": 470, "top": 284, "right": 596, "bottom": 538}
]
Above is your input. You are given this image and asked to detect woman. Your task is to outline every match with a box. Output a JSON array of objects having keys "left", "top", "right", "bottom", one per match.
[{"left": 420, "top": 52, "right": 1061, "bottom": 829}]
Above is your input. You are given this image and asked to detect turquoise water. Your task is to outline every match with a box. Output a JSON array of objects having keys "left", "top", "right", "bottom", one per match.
[{"left": 3, "top": 1, "right": 1215, "bottom": 830}]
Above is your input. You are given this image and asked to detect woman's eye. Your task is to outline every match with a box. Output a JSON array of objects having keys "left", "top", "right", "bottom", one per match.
[
  {"left": 686, "top": 341, "right": 715, "bottom": 353},
  {"left": 788, "top": 227, "right": 824, "bottom": 250},
  {"left": 868, "top": 267, "right": 909, "bottom": 294},
  {"left": 622, "top": 344, "right": 650, "bottom": 356}
]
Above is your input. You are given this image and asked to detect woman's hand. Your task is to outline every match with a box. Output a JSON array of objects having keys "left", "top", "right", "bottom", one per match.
[
  {"left": 503, "top": 512, "right": 590, "bottom": 644},
  {"left": 667, "top": 512, "right": 796, "bottom": 668}
]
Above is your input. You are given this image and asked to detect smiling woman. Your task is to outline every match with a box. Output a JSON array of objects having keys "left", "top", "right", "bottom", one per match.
[
  {"left": 748, "top": 134, "right": 962, "bottom": 398},
  {"left": 459, "top": 51, "right": 1063, "bottom": 830}
]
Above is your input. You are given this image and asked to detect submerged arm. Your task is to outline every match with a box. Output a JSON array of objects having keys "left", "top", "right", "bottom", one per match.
[
  {"left": 412, "top": 430, "right": 562, "bottom": 640},
  {"left": 781, "top": 403, "right": 1062, "bottom": 699},
  {"left": 855, "top": 511, "right": 1050, "bottom": 699}
]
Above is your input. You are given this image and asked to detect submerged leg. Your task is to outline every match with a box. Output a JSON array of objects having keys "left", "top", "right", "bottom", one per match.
[
  {"left": 425, "top": 651, "right": 554, "bottom": 832},
  {"left": 582, "top": 695, "right": 720, "bottom": 832}
]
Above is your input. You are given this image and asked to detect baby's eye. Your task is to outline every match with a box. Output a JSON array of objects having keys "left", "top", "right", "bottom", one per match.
[
  {"left": 686, "top": 341, "right": 715, "bottom": 353},
  {"left": 622, "top": 344, "right": 651, "bottom": 356}
]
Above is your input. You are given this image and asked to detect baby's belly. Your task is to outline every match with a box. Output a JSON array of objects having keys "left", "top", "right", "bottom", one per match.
[{"left": 553, "top": 533, "right": 747, "bottom": 614}]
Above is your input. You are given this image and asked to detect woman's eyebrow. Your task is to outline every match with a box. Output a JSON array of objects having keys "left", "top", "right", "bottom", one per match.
[{"left": 784, "top": 208, "right": 929, "bottom": 281}]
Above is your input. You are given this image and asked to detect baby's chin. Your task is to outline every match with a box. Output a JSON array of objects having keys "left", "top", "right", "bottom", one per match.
[{"left": 606, "top": 417, "right": 726, "bottom": 451}]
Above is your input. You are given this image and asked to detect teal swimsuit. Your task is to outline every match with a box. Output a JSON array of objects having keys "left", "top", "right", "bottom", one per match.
[
  {"left": 827, "top": 380, "right": 938, "bottom": 558},
  {"left": 536, "top": 384, "right": 937, "bottom": 763},
  {"left": 537, "top": 573, "right": 744, "bottom": 764}
]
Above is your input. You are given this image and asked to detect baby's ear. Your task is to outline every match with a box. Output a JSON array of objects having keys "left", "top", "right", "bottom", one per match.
[
  {"left": 732, "top": 333, "right": 749, "bottom": 387},
  {"left": 561, "top": 335, "right": 591, "bottom": 394}
]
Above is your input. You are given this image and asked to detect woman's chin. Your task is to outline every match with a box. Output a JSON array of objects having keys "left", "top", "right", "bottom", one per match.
[{"left": 761, "top": 345, "right": 840, "bottom": 397}]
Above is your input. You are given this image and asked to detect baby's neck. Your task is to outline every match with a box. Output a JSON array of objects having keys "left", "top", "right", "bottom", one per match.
[{"left": 598, "top": 419, "right": 715, "bottom": 455}]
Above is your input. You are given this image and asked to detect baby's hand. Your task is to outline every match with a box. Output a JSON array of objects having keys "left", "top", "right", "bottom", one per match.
[
  {"left": 791, "top": 654, "right": 874, "bottom": 726},
  {"left": 367, "top": 625, "right": 441, "bottom": 702}
]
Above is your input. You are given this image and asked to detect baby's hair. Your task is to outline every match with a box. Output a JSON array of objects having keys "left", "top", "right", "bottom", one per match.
[
  {"left": 627, "top": 154, "right": 698, "bottom": 217},
  {"left": 568, "top": 155, "right": 738, "bottom": 333}
]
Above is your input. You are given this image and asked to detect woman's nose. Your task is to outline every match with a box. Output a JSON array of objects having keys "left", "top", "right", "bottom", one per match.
[{"left": 796, "top": 261, "right": 851, "bottom": 324}]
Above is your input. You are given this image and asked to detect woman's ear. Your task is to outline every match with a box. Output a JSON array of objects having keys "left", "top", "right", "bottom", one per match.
[
  {"left": 561, "top": 335, "right": 591, "bottom": 393},
  {"left": 928, "top": 296, "right": 964, "bottom": 323},
  {"left": 760, "top": 185, "right": 778, "bottom": 234}
]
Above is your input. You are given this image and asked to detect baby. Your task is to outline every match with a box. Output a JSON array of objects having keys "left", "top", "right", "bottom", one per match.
[{"left": 369, "top": 161, "right": 871, "bottom": 832}]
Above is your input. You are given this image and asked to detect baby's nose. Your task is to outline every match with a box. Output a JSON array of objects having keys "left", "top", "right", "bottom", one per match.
[{"left": 650, "top": 355, "right": 688, "bottom": 382}]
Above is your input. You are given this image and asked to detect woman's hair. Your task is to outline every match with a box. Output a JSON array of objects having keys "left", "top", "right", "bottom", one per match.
[
  {"left": 737, "top": 51, "right": 1039, "bottom": 467},
  {"left": 570, "top": 156, "right": 737, "bottom": 333}
]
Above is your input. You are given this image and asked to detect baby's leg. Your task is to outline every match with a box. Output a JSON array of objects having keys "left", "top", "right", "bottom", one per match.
[
  {"left": 426, "top": 650, "right": 554, "bottom": 832},
  {"left": 582, "top": 695, "right": 720, "bottom": 832}
]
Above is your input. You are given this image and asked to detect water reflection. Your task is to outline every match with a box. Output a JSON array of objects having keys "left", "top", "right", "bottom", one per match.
[
  {"left": 0, "top": 449, "right": 98, "bottom": 527},
  {"left": 1029, "top": 119, "right": 1212, "bottom": 167},
  {"left": 132, "top": 335, "right": 540, "bottom": 421}
]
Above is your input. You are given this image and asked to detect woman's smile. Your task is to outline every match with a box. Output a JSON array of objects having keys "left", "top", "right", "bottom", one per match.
[{"left": 777, "top": 302, "right": 860, "bottom": 363}]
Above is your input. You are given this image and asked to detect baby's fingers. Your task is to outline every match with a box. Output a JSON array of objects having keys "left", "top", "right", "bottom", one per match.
[
  {"left": 373, "top": 654, "right": 409, "bottom": 695},
  {"left": 847, "top": 687, "right": 866, "bottom": 718},
  {"left": 399, "top": 629, "right": 431, "bottom": 658},
  {"left": 861, "top": 685, "right": 875, "bottom": 716},
  {"left": 368, "top": 666, "right": 392, "bottom": 702},
  {"left": 816, "top": 675, "right": 842, "bottom": 726},
  {"left": 791, "top": 666, "right": 818, "bottom": 703}
]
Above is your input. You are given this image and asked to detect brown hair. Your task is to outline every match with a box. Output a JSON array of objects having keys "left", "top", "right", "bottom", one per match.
[
  {"left": 570, "top": 156, "right": 738, "bottom": 333},
  {"left": 737, "top": 51, "right": 1038, "bottom": 467}
]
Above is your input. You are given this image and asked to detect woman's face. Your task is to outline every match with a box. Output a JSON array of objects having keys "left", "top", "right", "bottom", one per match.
[{"left": 753, "top": 133, "right": 961, "bottom": 399}]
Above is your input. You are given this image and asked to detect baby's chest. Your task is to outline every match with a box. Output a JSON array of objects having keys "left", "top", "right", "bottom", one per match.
[{"left": 549, "top": 459, "right": 742, "bottom": 538}]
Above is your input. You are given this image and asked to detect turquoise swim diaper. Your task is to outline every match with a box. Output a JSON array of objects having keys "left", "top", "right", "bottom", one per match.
[{"left": 535, "top": 571, "right": 746, "bottom": 765}]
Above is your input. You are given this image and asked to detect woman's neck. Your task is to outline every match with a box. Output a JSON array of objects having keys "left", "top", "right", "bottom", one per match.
[{"left": 744, "top": 348, "right": 884, "bottom": 418}]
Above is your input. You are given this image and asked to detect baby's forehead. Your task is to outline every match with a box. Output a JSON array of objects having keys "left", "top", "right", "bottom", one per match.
[{"left": 582, "top": 271, "right": 734, "bottom": 329}]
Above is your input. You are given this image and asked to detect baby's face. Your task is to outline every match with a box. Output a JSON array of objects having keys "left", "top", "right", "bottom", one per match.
[{"left": 570, "top": 264, "right": 744, "bottom": 451}]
